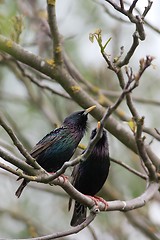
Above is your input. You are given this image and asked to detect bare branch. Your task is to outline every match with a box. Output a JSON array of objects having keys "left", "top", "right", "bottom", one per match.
[
  {"left": 47, "top": 0, "right": 62, "bottom": 64},
  {"left": 0, "top": 161, "right": 19, "bottom": 176},
  {"left": 99, "top": 1, "right": 160, "bottom": 35},
  {"left": 117, "top": 32, "right": 139, "bottom": 67},
  {"left": 135, "top": 117, "right": 158, "bottom": 180},
  {"left": 11, "top": 212, "right": 96, "bottom": 240},
  {"left": 13, "top": 59, "right": 71, "bottom": 100},
  {"left": 104, "top": 0, "right": 153, "bottom": 41},
  {"left": 125, "top": 211, "right": 160, "bottom": 240},
  {"left": 128, "top": 0, "right": 139, "bottom": 13},
  {"left": 142, "top": 0, "right": 153, "bottom": 18},
  {"left": 0, "top": 112, "right": 40, "bottom": 169},
  {"left": 119, "top": 0, "right": 124, "bottom": 10},
  {"left": 110, "top": 157, "right": 148, "bottom": 180},
  {"left": 0, "top": 147, "right": 36, "bottom": 175}
]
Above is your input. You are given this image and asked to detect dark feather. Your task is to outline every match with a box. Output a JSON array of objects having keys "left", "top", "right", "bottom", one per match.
[
  {"left": 70, "top": 201, "right": 87, "bottom": 227},
  {"left": 70, "top": 128, "right": 110, "bottom": 226},
  {"left": 30, "top": 130, "right": 64, "bottom": 159}
]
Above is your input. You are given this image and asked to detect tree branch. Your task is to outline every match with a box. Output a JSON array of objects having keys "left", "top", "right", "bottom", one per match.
[
  {"left": 128, "top": 0, "right": 139, "bottom": 13},
  {"left": 13, "top": 212, "right": 96, "bottom": 240},
  {"left": 0, "top": 161, "right": 19, "bottom": 176},
  {"left": 104, "top": 0, "right": 152, "bottom": 40},
  {"left": 98, "top": 0, "right": 160, "bottom": 36},
  {"left": 110, "top": 157, "right": 147, "bottom": 180},
  {"left": 0, "top": 147, "right": 36, "bottom": 175},
  {"left": 47, "top": 0, "right": 62, "bottom": 64},
  {"left": 135, "top": 117, "right": 158, "bottom": 180},
  {"left": 0, "top": 112, "right": 40, "bottom": 169},
  {"left": 117, "top": 31, "right": 139, "bottom": 67}
]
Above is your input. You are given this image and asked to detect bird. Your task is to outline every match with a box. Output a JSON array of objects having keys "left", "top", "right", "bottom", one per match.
[
  {"left": 15, "top": 105, "right": 96, "bottom": 198},
  {"left": 69, "top": 124, "right": 110, "bottom": 227}
]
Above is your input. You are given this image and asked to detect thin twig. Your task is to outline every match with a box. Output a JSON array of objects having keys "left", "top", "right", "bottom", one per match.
[
  {"left": 128, "top": 0, "right": 139, "bottom": 13},
  {"left": 47, "top": 0, "right": 62, "bottom": 64},
  {"left": 135, "top": 117, "right": 157, "bottom": 181},
  {"left": 119, "top": 0, "right": 124, "bottom": 10},
  {"left": 14, "top": 60, "right": 71, "bottom": 100},
  {"left": 0, "top": 171, "right": 67, "bottom": 197},
  {"left": 11, "top": 212, "right": 96, "bottom": 240},
  {"left": 0, "top": 113, "right": 40, "bottom": 169},
  {"left": 125, "top": 211, "right": 159, "bottom": 240},
  {"left": 104, "top": 0, "right": 153, "bottom": 40},
  {"left": 101, "top": 89, "right": 160, "bottom": 107},
  {"left": 97, "top": 1, "right": 129, "bottom": 24},
  {"left": 98, "top": 1, "right": 160, "bottom": 35},
  {"left": 117, "top": 32, "right": 139, "bottom": 67},
  {"left": 142, "top": 0, "right": 153, "bottom": 18},
  {"left": 0, "top": 208, "right": 41, "bottom": 238},
  {"left": 110, "top": 157, "right": 148, "bottom": 180}
]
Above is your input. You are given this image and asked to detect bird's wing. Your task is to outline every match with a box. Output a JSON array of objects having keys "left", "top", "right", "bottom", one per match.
[
  {"left": 70, "top": 163, "right": 80, "bottom": 186},
  {"left": 30, "top": 130, "right": 64, "bottom": 159}
]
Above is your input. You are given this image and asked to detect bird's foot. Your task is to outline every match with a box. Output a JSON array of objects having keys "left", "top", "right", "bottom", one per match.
[
  {"left": 86, "top": 195, "right": 108, "bottom": 210},
  {"left": 58, "top": 174, "right": 68, "bottom": 183},
  {"left": 48, "top": 172, "right": 68, "bottom": 185},
  {"left": 85, "top": 195, "right": 99, "bottom": 206},
  {"left": 94, "top": 196, "right": 108, "bottom": 210},
  {"left": 48, "top": 172, "right": 55, "bottom": 186}
]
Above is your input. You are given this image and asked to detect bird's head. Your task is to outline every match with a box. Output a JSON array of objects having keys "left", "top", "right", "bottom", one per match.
[
  {"left": 90, "top": 125, "right": 109, "bottom": 157},
  {"left": 91, "top": 123, "right": 108, "bottom": 145},
  {"left": 63, "top": 105, "right": 96, "bottom": 131}
]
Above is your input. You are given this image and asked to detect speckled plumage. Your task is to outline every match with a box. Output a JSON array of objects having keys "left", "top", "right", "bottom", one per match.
[
  {"left": 15, "top": 107, "right": 95, "bottom": 198},
  {"left": 70, "top": 128, "right": 110, "bottom": 227}
]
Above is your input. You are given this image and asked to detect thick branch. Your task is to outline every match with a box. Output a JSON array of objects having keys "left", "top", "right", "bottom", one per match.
[
  {"left": 0, "top": 161, "right": 19, "bottom": 176},
  {"left": 0, "top": 147, "right": 36, "bottom": 175}
]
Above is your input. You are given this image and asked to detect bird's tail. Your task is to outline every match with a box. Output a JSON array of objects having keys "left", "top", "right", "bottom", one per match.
[
  {"left": 70, "top": 201, "right": 87, "bottom": 227},
  {"left": 15, "top": 179, "right": 29, "bottom": 198}
]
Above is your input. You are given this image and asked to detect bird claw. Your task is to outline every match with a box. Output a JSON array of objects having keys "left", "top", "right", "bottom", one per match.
[
  {"left": 48, "top": 172, "right": 68, "bottom": 185},
  {"left": 94, "top": 196, "right": 108, "bottom": 210},
  {"left": 86, "top": 195, "right": 108, "bottom": 210},
  {"left": 57, "top": 174, "right": 68, "bottom": 183}
]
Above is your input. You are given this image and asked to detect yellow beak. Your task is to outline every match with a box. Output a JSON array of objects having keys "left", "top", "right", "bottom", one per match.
[
  {"left": 84, "top": 105, "right": 96, "bottom": 114},
  {"left": 97, "top": 121, "right": 101, "bottom": 129}
]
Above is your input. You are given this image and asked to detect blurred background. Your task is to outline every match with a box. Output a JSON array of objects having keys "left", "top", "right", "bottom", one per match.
[{"left": 0, "top": 0, "right": 160, "bottom": 239}]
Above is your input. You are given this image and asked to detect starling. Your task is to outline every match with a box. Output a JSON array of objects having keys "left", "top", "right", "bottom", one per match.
[
  {"left": 15, "top": 106, "right": 96, "bottom": 198},
  {"left": 69, "top": 125, "right": 110, "bottom": 226}
]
